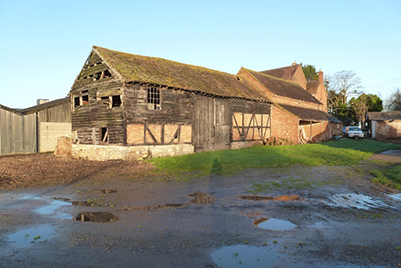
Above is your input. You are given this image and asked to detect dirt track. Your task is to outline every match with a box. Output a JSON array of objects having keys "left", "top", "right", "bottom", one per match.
[{"left": 0, "top": 154, "right": 400, "bottom": 268}]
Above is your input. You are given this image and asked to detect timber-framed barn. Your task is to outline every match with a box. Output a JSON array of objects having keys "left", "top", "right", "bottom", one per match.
[{"left": 68, "top": 46, "right": 341, "bottom": 160}]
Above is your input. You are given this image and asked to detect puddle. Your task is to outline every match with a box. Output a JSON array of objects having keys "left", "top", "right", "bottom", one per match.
[
  {"left": 388, "top": 193, "right": 401, "bottom": 201},
  {"left": 7, "top": 224, "right": 56, "bottom": 247},
  {"left": 22, "top": 195, "right": 41, "bottom": 200},
  {"left": 211, "top": 245, "right": 283, "bottom": 268},
  {"left": 188, "top": 191, "right": 214, "bottom": 204},
  {"left": 254, "top": 217, "right": 297, "bottom": 231},
  {"left": 328, "top": 193, "right": 389, "bottom": 210},
  {"left": 34, "top": 199, "right": 71, "bottom": 215},
  {"left": 73, "top": 212, "right": 118, "bottom": 222},
  {"left": 239, "top": 194, "right": 301, "bottom": 202}
]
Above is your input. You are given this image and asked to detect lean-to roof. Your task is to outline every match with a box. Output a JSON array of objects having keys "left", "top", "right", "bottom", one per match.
[{"left": 280, "top": 104, "right": 341, "bottom": 122}]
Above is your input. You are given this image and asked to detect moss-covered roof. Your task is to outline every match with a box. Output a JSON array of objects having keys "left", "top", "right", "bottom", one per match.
[
  {"left": 93, "top": 46, "right": 271, "bottom": 102},
  {"left": 280, "top": 104, "right": 341, "bottom": 122},
  {"left": 243, "top": 68, "right": 321, "bottom": 104}
]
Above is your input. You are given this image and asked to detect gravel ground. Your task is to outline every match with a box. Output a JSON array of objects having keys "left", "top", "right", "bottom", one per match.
[{"left": 0, "top": 154, "right": 400, "bottom": 267}]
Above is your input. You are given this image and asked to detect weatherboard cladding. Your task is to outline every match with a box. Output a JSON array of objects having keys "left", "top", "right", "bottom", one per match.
[{"left": 93, "top": 46, "right": 271, "bottom": 102}]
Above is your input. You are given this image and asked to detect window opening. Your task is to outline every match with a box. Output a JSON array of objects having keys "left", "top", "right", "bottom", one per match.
[
  {"left": 101, "top": 127, "right": 109, "bottom": 143},
  {"left": 103, "top": 70, "right": 112, "bottom": 78},
  {"left": 147, "top": 87, "right": 161, "bottom": 110},
  {"left": 111, "top": 95, "right": 122, "bottom": 107},
  {"left": 74, "top": 96, "right": 80, "bottom": 108},
  {"left": 100, "top": 96, "right": 109, "bottom": 105},
  {"left": 82, "top": 95, "right": 89, "bottom": 105}
]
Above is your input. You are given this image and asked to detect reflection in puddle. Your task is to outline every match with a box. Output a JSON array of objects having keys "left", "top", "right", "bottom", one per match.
[
  {"left": 254, "top": 218, "right": 296, "bottom": 231},
  {"left": 189, "top": 191, "right": 214, "bottom": 204},
  {"left": 211, "top": 245, "right": 283, "bottom": 268},
  {"left": 8, "top": 224, "right": 56, "bottom": 247},
  {"left": 73, "top": 212, "right": 118, "bottom": 222},
  {"left": 22, "top": 195, "right": 41, "bottom": 200},
  {"left": 328, "top": 193, "right": 389, "bottom": 210}
]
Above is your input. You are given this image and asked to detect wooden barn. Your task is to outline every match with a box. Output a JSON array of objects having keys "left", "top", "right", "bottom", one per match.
[{"left": 68, "top": 46, "right": 340, "bottom": 160}]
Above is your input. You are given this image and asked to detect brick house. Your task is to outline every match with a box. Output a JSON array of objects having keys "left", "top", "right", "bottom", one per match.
[
  {"left": 68, "top": 46, "right": 341, "bottom": 160},
  {"left": 366, "top": 111, "right": 401, "bottom": 140}
]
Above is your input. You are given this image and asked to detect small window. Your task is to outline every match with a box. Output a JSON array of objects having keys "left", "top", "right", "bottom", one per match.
[
  {"left": 111, "top": 95, "right": 122, "bottom": 107},
  {"left": 100, "top": 127, "right": 108, "bottom": 143},
  {"left": 147, "top": 87, "right": 160, "bottom": 110}
]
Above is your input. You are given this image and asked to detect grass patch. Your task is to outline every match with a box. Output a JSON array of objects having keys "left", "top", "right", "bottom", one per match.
[
  {"left": 149, "top": 140, "right": 401, "bottom": 178},
  {"left": 371, "top": 165, "right": 401, "bottom": 190}
]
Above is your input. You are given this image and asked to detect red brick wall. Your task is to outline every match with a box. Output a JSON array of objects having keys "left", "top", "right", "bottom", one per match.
[
  {"left": 376, "top": 121, "right": 401, "bottom": 139},
  {"left": 271, "top": 105, "right": 299, "bottom": 144},
  {"left": 300, "top": 121, "right": 342, "bottom": 143}
]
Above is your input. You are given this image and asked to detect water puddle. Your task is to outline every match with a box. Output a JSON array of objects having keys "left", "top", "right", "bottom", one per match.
[
  {"left": 33, "top": 197, "right": 72, "bottom": 219},
  {"left": 388, "top": 193, "right": 401, "bottom": 201},
  {"left": 253, "top": 217, "right": 297, "bottom": 231},
  {"left": 7, "top": 224, "right": 56, "bottom": 247},
  {"left": 328, "top": 193, "right": 389, "bottom": 210},
  {"left": 211, "top": 245, "right": 283, "bottom": 268},
  {"left": 73, "top": 212, "right": 118, "bottom": 222},
  {"left": 239, "top": 194, "right": 301, "bottom": 202}
]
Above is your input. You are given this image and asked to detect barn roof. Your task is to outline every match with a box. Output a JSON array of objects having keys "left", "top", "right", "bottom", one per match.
[
  {"left": 280, "top": 104, "right": 341, "bottom": 122},
  {"left": 367, "top": 111, "right": 401, "bottom": 121},
  {"left": 19, "top": 97, "right": 70, "bottom": 114},
  {"left": 241, "top": 68, "right": 321, "bottom": 104},
  {"left": 93, "top": 46, "right": 271, "bottom": 102},
  {"left": 260, "top": 64, "right": 299, "bottom": 80}
]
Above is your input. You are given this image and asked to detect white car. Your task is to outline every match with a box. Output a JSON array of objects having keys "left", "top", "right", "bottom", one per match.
[{"left": 345, "top": 126, "right": 364, "bottom": 139}]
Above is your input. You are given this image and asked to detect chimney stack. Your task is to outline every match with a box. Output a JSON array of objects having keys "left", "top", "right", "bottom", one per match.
[{"left": 37, "top": 99, "right": 49, "bottom": 105}]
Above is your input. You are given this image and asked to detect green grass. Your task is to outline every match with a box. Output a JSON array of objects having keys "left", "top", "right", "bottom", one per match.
[
  {"left": 148, "top": 139, "right": 401, "bottom": 178},
  {"left": 371, "top": 165, "right": 401, "bottom": 190}
]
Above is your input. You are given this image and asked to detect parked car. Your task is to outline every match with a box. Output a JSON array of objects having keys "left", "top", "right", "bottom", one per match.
[{"left": 344, "top": 126, "right": 364, "bottom": 139}]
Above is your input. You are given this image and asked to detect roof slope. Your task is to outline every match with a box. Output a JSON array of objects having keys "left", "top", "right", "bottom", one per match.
[
  {"left": 367, "top": 111, "right": 401, "bottom": 121},
  {"left": 94, "top": 46, "right": 270, "bottom": 102},
  {"left": 243, "top": 68, "right": 321, "bottom": 104},
  {"left": 280, "top": 104, "right": 341, "bottom": 122},
  {"left": 260, "top": 65, "right": 299, "bottom": 80},
  {"left": 19, "top": 97, "right": 70, "bottom": 114}
]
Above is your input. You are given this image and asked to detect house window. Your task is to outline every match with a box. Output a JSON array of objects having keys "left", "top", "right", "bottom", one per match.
[
  {"left": 147, "top": 87, "right": 161, "bottom": 110},
  {"left": 82, "top": 95, "right": 89, "bottom": 105},
  {"left": 100, "top": 127, "right": 108, "bottom": 143}
]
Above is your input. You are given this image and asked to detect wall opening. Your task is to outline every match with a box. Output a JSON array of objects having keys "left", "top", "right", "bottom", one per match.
[
  {"left": 100, "top": 127, "right": 108, "bottom": 143},
  {"left": 111, "top": 95, "right": 122, "bottom": 107}
]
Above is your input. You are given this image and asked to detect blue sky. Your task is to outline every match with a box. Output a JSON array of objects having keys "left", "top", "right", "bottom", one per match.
[{"left": 1, "top": 0, "right": 400, "bottom": 109}]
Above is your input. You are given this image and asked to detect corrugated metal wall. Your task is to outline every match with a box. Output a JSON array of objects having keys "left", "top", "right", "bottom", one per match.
[{"left": 0, "top": 108, "right": 37, "bottom": 154}]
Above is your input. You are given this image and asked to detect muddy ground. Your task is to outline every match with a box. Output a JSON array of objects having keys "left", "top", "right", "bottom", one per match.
[{"left": 0, "top": 154, "right": 401, "bottom": 267}]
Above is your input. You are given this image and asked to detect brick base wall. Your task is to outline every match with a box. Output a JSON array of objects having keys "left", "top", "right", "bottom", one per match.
[
  {"left": 71, "top": 143, "right": 194, "bottom": 161},
  {"left": 231, "top": 141, "right": 263, "bottom": 150},
  {"left": 271, "top": 105, "right": 299, "bottom": 144}
]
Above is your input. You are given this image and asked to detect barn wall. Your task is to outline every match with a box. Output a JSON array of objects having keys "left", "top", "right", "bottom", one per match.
[
  {"left": 0, "top": 108, "right": 36, "bottom": 154},
  {"left": 37, "top": 101, "right": 71, "bottom": 123},
  {"left": 270, "top": 105, "right": 299, "bottom": 144},
  {"left": 123, "top": 84, "right": 195, "bottom": 146},
  {"left": 71, "top": 79, "right": 124, "bottom": 145}
]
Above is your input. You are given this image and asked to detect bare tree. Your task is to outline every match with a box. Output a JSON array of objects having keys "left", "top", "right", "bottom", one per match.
[
  {"left": 326, "top": 70, "right": 363, "bottom": 105},
  {"left": 385, "top": 88, "right": 401, "bottom": 111}
]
